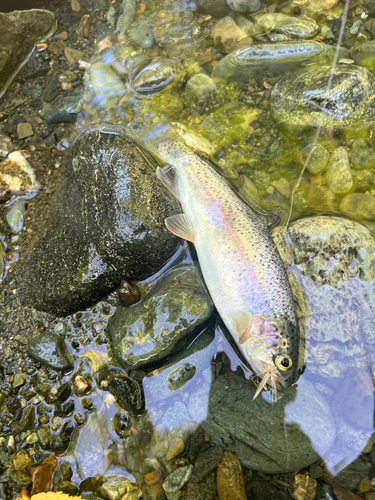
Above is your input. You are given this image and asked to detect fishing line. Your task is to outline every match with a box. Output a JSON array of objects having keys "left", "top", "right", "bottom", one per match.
[{"left": 283, "top": 0, "right": 351, "bottom": 235}]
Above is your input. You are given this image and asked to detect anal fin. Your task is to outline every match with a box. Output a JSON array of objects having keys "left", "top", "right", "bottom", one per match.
[
  {"left": 156, "top": 166, "right": 179, "bottom": 201},
  {"left": 165, "top": 214, "right": 195, "bottom": 243}
]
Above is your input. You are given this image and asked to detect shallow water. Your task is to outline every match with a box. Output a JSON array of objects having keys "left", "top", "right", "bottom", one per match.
[{"left": 2, "top": 0, "right": 375, "bottom": 498}]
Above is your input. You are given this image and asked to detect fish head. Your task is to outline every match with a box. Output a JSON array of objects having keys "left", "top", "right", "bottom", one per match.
[{"left": 233, "top": 312, "right": 300, "bottom": 398}]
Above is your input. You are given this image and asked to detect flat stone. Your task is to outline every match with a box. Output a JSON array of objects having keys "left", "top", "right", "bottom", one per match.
[
  {"left": 226, "top": 0, "right": 261, "bottom": 13},
  {"left": 27, "top": 331, "right": 74, "bottom": 370},
  {"left": 13, "top": 451, "right": 34, "bottom": 471},
  {"left": 0, "top": 10, "right": 56, "bottom": 98},
  {"left": 211, "top": 17, "right": 250, "bottom": 54},
  {"left": 271, "top": 65, "right": 375, "bottom": 136},
  {"left": 64, "top": 47, "right": 84, "bottom": 66},
  {"left": 17, "top": 127, "right": 179, "bottom": 316},
  {"left": 201, "top": 369, "right": 335, "bottom": 473},
  {"left": 108, "top": 265, "right": 214, "bottom": 370},
  {"left": 185, "top": 74, "right": 216, "bottom": 101},
  {"left": 17, "top": 122, "right": 33, "bottom": 139},
  {"left": 246, "top": 474, "right": 293, "bottom": 500}
]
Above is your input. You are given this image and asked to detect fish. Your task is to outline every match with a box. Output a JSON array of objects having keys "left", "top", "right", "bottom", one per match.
[{"left": 130, "top": 123, "right": 300, "bottom": 399}]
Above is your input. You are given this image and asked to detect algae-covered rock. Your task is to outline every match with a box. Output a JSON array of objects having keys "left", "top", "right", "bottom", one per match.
[
  {"left": 108, "top": 265, "right": 214, "bottom": 370},
  {"left": 339, "top": 193, "right": 375, "bottom": 220},
  {"left": 17, "top": 127, "right": 179, "bottom": 316},
  {"left": 325, "top": 147, "right": 353, "bottom": 194},
  {"left": 0, "top": 9, "right": 56, "bottom": 98},
  {"left": 349, "top": 138, "right": 375, "bottom": 170},
  {"left": 302, "top": 143, "right": 330, "bottom": 175},
  {"left": 271, "top": 65, "right": 375, "bottom": 136},
  {"left": 27, "top": 331, "right": 74, "bottom": 370},
  {"left": 351, "top": 40, "right": 375, "bottom": 71},
  {"left": 185, "top": 74, "right": 216, "bottom": 101}
]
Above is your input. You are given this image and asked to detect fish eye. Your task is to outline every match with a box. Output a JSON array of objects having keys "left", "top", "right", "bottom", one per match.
[{"left": 275, "top": 354, "right": 292, "bottom": 371}]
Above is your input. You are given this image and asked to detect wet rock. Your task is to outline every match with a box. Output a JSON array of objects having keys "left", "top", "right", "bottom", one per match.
[
  {"left": 212, "top": 41, "right": 334, "bottom": 82},
  {"left": 349, "top": 138, "right": 375, "bottom": 170},
  {"left": 30, "top": 454, "right": 58, "bottom": 495},
  {"left": 166, "top": 437, "right": 185, "bottom": 460},
  {"left": 13, "top": 451, "right": 34, "bottom": 470},
  {"left": 202, "top": 369, "right": 334, "bottom": 473},
  {"left": 325, "top": 147, "right": 353, "bottom": 194},
  {"left": 77, "top": 14, "right": 91, "bottom": 39},
  {"left": 27, "top": 331, "right": 74, "bottom": 370},
  {"left": 216, "top": 452, "right": 247, "bottom": 500},
  {"left": 64, "top": 47, "right": 84, "bottom": 66},
  {"left": 334, "top": 458, "right": 372, "bottom": 492},
  {"left": 339, "top": 193, "right": 375, "bottom": 220},
  {"left": 99, "top": 477, "right": 142, "bottom": 500},
  {"left": 118, "top": 282, "right": 144, "bottom": 306},
  {"left": 289, "top": 473, "right": 317, "bottom": 500},
  {"left": 185, "top": 473, "right": 216, "bottom": 500},
  {"left": 8, "top": 469, "right": 32, "bottom": 490},
  {"left": 116, "top": 0, "right": 136, "bottom": 33},
  {"left": 130, "top": 58, "right": 184, "bottom": 98},
  {"left": 113, "top": 411, "right": 130, "bottom": 438},
  {"left": 45, "top": 88, "right": 83, "bottom": 124},
  {"left": 246, "top": 474, "right": 293, "bottom": 500},
  {"left": 144, "top": 470, "right": 163, "bottom": 496},
  {"left": 332, "top": 483, "right": 363, "bottom": 500},
  {"left": 226, "top": 0, "right": 261, "bottom": 13},
  {"left": 20, "top": 406, "right": 35, "bottom": 431},
  {"left": 186, "top": 426, "right": 205, "bottom": 463},
  {"left": 6, "top": 199, "right": 26, "bottom": 233},
  {"left": 17, "top": 122, "right": 33, "bottom": 139},
  {"left": 0, "top": 9, "right": 56, "bottom": 98},
  {"left": 163, "top": 465, "right": 193, "bottom": 494},
  {"left": 351, "top": 41, "right": 375, "bottom": 71},
  {"left": 108, "top": 265, "right": 214, "bottom": 370},
  {"left": 167, "top": 363, "right": 196, "bottom": 391},
  {"left": 196, "top": 0, "right": 229, "bottom": 18},
  {"left": 98, "top": 365, "right": 145, "bottom": 416},
  {"left": 0, "top": 134, "right": 14, "bottom": 157},
  {"left": 13, "top": 372, "right": 25, "bottom": 388},
  {"left": 53, "top": 480, "right": 79, "bottom": 495},
  {"left": 211, "top": 17, "right": 250, "bottom": 54},
  {"left": 190, "top": 445, "right": 223, "bottom": 483},
  {"left": 37, "top": 426, "right": 52, "bottom": 448},
  {"left": 0, "top": 151, "right": 36, "bottom": 201},
  {"left": 129, "top": 16, "right": 155, "bottom": 49},
  {"left": 271, "top": 65, "right": 375, "bottom": 137},
  {"left": 185, "top": 74, "right": 216, "bottom": 101},
  {"left": 302, "top": 143, "right": 330, "bottom": 175},
  {"left": 271, "top": 178, "right": 290, "bottom": 198},
  {"left": 17, "top": 127, "right": 179, "bottom": 316}
]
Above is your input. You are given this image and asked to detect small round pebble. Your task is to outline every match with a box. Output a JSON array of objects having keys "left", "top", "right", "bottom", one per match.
[{"left": 185, "top": 74, "right": 216, "bottom": 101}]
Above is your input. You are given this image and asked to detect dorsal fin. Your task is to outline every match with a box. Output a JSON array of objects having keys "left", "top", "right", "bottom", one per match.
[{"left": 156, "top": 166, "right": 179, "bottom": 201}]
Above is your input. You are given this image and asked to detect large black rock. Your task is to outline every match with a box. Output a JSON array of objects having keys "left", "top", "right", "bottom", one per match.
[{"left": 17, "top": 127, "right": 179, "bottom": 316}]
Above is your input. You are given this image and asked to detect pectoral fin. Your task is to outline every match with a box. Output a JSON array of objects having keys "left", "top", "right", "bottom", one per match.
[
  {"left": 156, "top": 166, "right": 179, "bottom": 201},
  {"left": 165, "top": 214, "right": 195, "bottom": 243},
  {"left": 232, "top": 312, "right": 253, "bottom": 344}
]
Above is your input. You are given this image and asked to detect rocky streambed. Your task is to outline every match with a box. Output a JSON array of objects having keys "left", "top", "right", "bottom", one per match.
[{"left": 1, "top": 0, "right": 375, "bottom": 500}]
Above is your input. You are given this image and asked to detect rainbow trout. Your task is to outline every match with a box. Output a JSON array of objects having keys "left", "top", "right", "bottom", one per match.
[{"left": 136, "top": 124, "right": 300, "bottom": 398}]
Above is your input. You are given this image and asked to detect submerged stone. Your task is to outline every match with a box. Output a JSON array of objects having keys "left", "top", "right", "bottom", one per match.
[
  {"left": 351, "top": 40, "right": 375, "bottom": 71},
  {"left": 271, "top": 65, "right": 375, "bottom": 137},
  {"left": 17, "top": 127, "right": 179, "bottom": 316},
  {"left": 97, "top": 364, "right": 145, "bottom": 416},
  {"left": 325, "top": 147, "right": 353, "bottom": 194},
  {"left": 211, "top": 41, "right": 334, "bottom": 82},
  {"left": 27, "top": 331, "right": 74, "bottom": 370},
  {"left": 108, "top": 265, "right": 214, "bottom": 370},
  {"left": 0, "top": 9, "right": 56, "bottom": 98},
  {"left": 339, "top": 193, "right": 375, "bottom": 220},
  {"left": 6, "top": 199, "right": 26, "bottom": 233}
]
